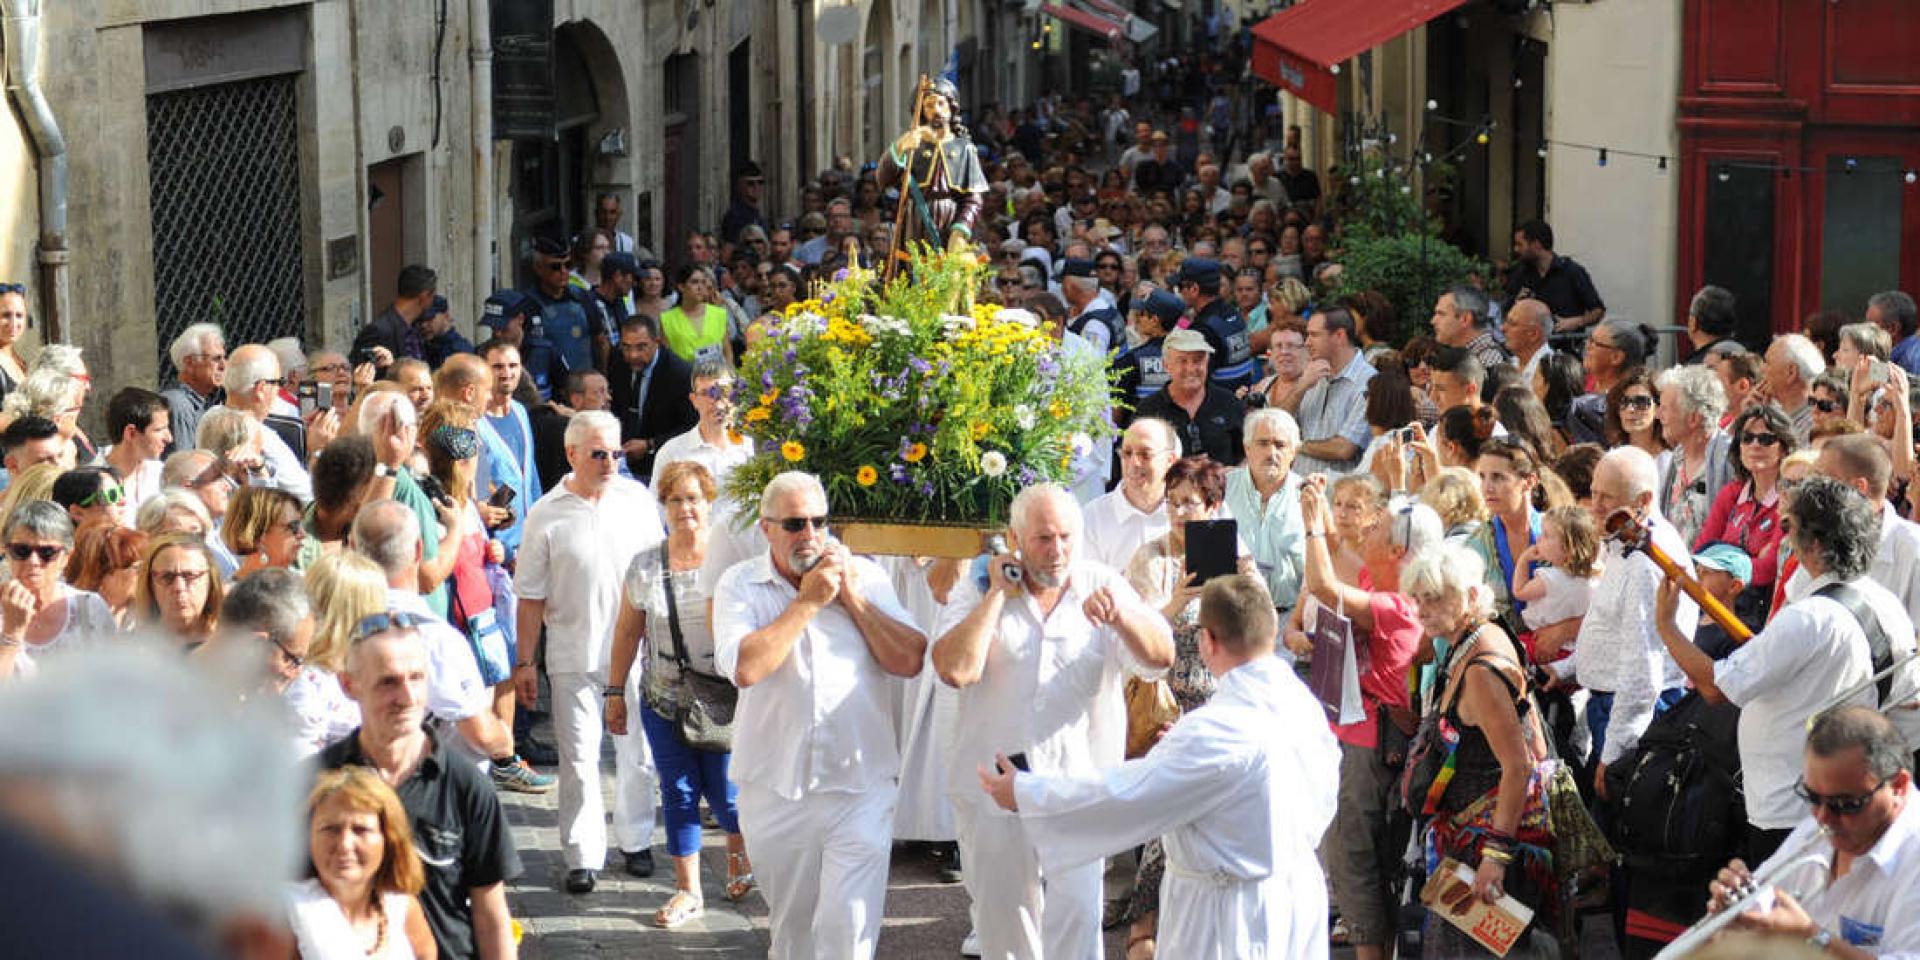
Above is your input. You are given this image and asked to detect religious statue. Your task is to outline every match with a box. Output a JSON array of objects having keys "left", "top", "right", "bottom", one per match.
[{"left": 877, "top": 77, "right": 988, "bottom": 276}]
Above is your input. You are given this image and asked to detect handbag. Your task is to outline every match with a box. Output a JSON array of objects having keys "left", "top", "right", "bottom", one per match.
[
  {"left": 1124, "top": 676, "right": 1181, "bottom": 759},
  {"left": 449, "top": 567, "right": 512, "bottom": 687},
  {"left": 658, "top": 550, "right": 738, "bottom": 754},
  {"left": 1398, "top": 624, "right": 1484, "bottom": 817}
]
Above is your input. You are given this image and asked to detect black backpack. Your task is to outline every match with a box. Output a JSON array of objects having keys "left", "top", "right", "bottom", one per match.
[{"left": 1604, "top": 690, "right": 1744, "bottom": 867}]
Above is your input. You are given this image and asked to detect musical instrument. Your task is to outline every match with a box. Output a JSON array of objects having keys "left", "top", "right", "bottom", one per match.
[
  {"left": 1652, "top": 826, "right": 1832, "bottom": 960},
  {"left": 1605, "top": 510, "right": 1752, "bottom": 644},
  {"left": 883, "top": 74, "right": 933, "bottom": 284}
]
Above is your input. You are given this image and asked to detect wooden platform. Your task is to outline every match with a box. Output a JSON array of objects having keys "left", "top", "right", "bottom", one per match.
[{"left": 838, "top": 520, "right": 1001, "bottom": 559}]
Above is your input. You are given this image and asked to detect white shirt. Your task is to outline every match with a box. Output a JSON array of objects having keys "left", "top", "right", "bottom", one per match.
[
  {"left": 650, "top": 426, "right": 754, "bottom": 490},
  {"left": 102, "top": 451, "right": 164, "bottom": 527},
  {"left": 1515, "top": 345, "right": 1555, "bottom": 385},
  {"left": 1756, "top": 799, "right": 1920, "bottom": 955},
  {"left": 515, "top": 475, "right": 664, "bottom": 675},
  {"left": 934, "top": 562, "right": 1165, "bottom": 800},
  {"left": 1790, "top": 503, "right": 1920, "bottom": 626},
  {"left": 283, "top": 666, "right": 359, "bottom": 758},
  {"left": 1717, "top": 574, "right": 1918, "bottom": 828},
  {"left": 1083, "top": 487, "right": 1168, "bottom": 573},
  {"left": 1564, "top": 512, "right": 1699, "bottom": 764},
  {"left": 712, "top": 551, "right": 918, "bottom": 800}
]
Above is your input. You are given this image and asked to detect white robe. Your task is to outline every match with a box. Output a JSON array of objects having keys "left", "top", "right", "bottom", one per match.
[
  {"left": 881, "top": 556, "right": 962, "bottom": 841},
  {"left": 1014, "top": 655, "right": 1340, "bottom": 960}
]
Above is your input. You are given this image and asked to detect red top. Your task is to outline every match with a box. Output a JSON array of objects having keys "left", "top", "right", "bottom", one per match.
[
  {"left": 447, "top": 522, "right": 493, "bottom": 627},
  {"left": 1333, "top": 569, "right": 1422, "bottom": 749},
  {"left": 1693, "top": 479, "right": 1784, "bottom": 589}
]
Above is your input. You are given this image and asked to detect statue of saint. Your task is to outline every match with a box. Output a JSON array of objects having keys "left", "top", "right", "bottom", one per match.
[{"left": 877, "top": 78, "right": 988, "bottom": 258}]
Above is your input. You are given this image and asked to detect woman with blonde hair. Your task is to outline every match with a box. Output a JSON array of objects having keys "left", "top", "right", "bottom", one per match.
[
  {"left": 1421, "top": 466, "right": 1491, "bottom": 542},
  {"left": 132, "top": 532, "right": 224, "bottom": 649},
  {"left": 2, "top": 366, "right": 90, "bottom": 463},
  {"left": 0, "top": 461, "right": 61, "bottom": 530},
  {"left": 285, "top": 552, "right": 385, "bottom": 756},
  {"left": 67, "top": 520, "right": 147, "bottom": 630},
  {"left": 286, "top": 766, "right": 435, "bottom": 959},
  {"left": 222, "top": 486, "right": 306, "bottom": 578}
]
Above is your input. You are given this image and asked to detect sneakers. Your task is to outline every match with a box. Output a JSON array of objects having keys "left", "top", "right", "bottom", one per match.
[
  {"left": 491, "top": 757, "right": 557, "bottom": 794},
  {"left": 960, "top": 928, "right": 982, "bottom": 957}
]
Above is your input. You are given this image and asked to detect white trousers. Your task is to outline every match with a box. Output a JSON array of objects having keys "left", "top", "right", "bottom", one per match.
[
  {"left": 550, "top": 670, "right": 656, "bottom": 870},
  {"left": 737, "top": 782, "right": 896, "bottom": 960},
  {"left": 953, "top": 797, "right": 1104, "bottom": 960}
]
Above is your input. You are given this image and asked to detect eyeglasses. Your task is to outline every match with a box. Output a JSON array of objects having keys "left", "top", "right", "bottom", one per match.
[
  {"left": 586, "top": 449, "right": 619, "bottom": 461},
  {"left": 78, "top": 485, "right": 126, "bottom": 508},
  {"left": 537, "top": 259, "right": 570, "bottom": 272},
  {"left": 153, "top": 568, "right": 209, "bottom": 588},
  {"left": 255, "top": 378, "right": 286, "bottom": 388},
  {"left": 699, "top": 383, "right": 735, "bottom": 400},
  {"left": 1813, "top": 397, "right": 1842, "bottom": 413},
  {"left": 189, "top": 352, "right": 228, "bottom": 364},
  {"left": 311, "top": 362, "right": 348, "bottom": 375},
  {"left": 1740, "top": 431, "right": 1782, "bottom": 447},
  {"left": 1168, "top": 498, "right": 1210, "bottom": 516},
  {"left": 770, "top": 515, "right": 829, "bottom": 533},
  {"left": 350, "top": 610, "right": 432, "bottom": 644},
  {"left": 0, "top": 282, "right": 24, "bottom": 296},
  {"left": 6, "top": 543, "right": 63, "bottom": 563},
  {"left": 1586, "top": 339, "right": 1622, "bottom": 353},
  {"left": 1794, "top": 777, "right": 1888, "bottom": 816},
  {"left": 1619, "top": 395, "right": 1656, "bottom": 412}
]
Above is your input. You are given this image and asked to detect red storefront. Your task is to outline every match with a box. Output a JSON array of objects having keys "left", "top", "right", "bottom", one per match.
[{"left": 1679, "top": 0, "right": 1920, "bottom": 340}]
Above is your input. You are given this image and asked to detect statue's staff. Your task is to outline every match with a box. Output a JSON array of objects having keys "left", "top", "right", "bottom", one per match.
[{"left": 884, "top": 74, "right": 933, "bottom": 284}]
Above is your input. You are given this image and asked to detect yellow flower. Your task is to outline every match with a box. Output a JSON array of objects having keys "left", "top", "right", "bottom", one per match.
[
  {"left": 727, "top": 429, "right": 746, "bottom": 445},
  {"left": 1049, "top": 401, "right": 1071, "bottom": 420},
  {"left": 745, "top": 406, "right": 771, "bottom": 423},
  {"left": 971, "top": 422, "right": 991, "bottom": 440},
  {"left": 760, "top": 391, "right": 777, "bottom": 406},
  {"left": 903, "top": 442, "right": 928, "bottom": 464},
  {"left": 781, "top": 441, "right": 806, "bottom": 462},
  {"left": 856, "top": 465, "right": 879, "bottom": 487}
]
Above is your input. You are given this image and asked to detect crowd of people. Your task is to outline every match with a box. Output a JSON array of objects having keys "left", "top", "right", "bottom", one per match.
[{"left": 9, "top": 58, "right": 1920, "bottom": 960}]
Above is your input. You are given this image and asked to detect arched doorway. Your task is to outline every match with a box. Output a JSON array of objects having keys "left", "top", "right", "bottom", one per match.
[
  {"left": 507, "top": 19, "right": 632, "bottom": 288},
  {"left": 862, "top": 0, "right": 893, "bottom": 161}
]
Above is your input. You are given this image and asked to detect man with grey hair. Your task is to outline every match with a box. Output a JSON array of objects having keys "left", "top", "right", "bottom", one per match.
[
  {"left": 712, "top": 471, "right": 927, "bottom": 960},
  {"left": 1429, "top": 286, "right": 1510, "bottom": 370},
  {"left": 1227, "top": 408, "right": 1307, "bottom": 614},
  {"left": 212, "top": 344, "right": 331, "bottom": 501},
  {"left": 1763, "top": 333, "right": 1826, "bottom": 444},
  {"left": 1083, "top": 417, "right": 1181, "bottom": 572},
  {"left": 219, "top": 568, "right": 312, "bottom": 696},
  {"left": 1870, "top": 289, "right": 1920, "bottom": 376},
  {"left": 512, "top": 410, "right": 664, "bottom": 892},
  {"left": 1655, "top": 476, "right": 1919, "bottom": 863},
  {"left": 1548, "top": 446, "right": 1699, "bottom": 796},
  {"left": 160, "top": 322, "right": 226, "bottom": 456},
  {"left": 1504, "top": 297, "right": 1556, "bottom": 383},
  {"left": 933, "top": 483, "right": 1173, "bottom": 960},
  {"left": 1705, "top": 706, "right": 1920, "bottom": 949},
  {"left": 1681, "top": 284, "right": 1740, "bottom": 365},
  {"left": 352, "top": 499, "right": 547, "bottom": 791},
  {"left": 1655, "top": 365, "right": 1733, "bottom": 544}
]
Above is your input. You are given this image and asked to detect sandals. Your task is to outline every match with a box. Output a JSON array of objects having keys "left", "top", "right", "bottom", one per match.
[
  {"left": 725, "top": 852, "right": 756, "bottom": 902},
  {"left": 654, "top": 890, "right": 704, "bottom": 929}
]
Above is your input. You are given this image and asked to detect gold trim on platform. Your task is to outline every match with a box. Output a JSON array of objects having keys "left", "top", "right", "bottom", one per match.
[{"left": 838, "top": 521, "right": 1000, "bottom": 559}]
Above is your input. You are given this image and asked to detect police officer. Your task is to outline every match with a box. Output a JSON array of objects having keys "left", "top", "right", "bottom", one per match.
[
  {"left": 1114, "top": 290, "right": 1184, "bottom": 422},
  {"left": 524, "top": 236, "right": 594, "bottom": 380},
  {"left": 479, "top": 290, "right": 562, "bottom": 405},
  {"left": 1175, "top": 258, "right": 1258, "bottom": 394}
]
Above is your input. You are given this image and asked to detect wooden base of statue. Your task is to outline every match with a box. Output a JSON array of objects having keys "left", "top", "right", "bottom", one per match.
[{"left": 838, "top": 520, "right": 1000, "bottom": 559}]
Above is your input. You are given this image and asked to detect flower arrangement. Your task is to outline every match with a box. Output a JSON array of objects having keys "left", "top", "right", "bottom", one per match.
[{"left": 725, "top": 245, "right": 1113, "bottom": 528}]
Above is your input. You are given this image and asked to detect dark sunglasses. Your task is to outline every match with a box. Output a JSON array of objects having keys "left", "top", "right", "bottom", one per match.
[
  {"left": 1794, "top": 777, "right": 1888, "bottom": 816},
  {"left": 0, "top": 282, "right": 24, "bottom": 296},
  {"left": 771, "top": 515, "right": 829, "bottom": 533},
  {"left": 1618, "top": 395, "right": 1656, "bottom": 411},
  {"left": 350, "top": 610, "right": 432, "bottom": 644},
  {"left": 1813, "top": 397, "right": 1842, "bottom": 413},
  {"left": 537, "top": 259, "right": 570, "bottom": 272},
  {"left": 6, "top": 543, "right": 63, "bottom": 563},
  {"left": 79, "top": 485, "right": 126, "bottom": 508},
  {"left": 1740, "top": 431, "right": 1782, "bottom": 447}
]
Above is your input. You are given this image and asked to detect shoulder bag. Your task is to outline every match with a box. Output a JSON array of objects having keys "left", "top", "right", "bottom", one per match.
[{"left": 658, "top": 550, "right": 738, "bottom": 754}]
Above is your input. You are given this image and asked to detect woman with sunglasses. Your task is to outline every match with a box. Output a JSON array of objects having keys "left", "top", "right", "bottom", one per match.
[
  {"left": 223, "top": 486, "right": 306, "bottom": 579},
  {"left": 1603, "top": 367, "right": 1667, "bottom": 458},
  {"left": 68, "top": 521, "right": 147, "bottom": 631},
  {"left": 0, "top": 501, "right": 115, "bottom": 660},
  {"left": 1696, "top": 404, "right": 1798, "bottom": 623},
  {"left": 133, "top": 533, "right": 224, "bottom": 650},
  {"left": 0, "top": 283, "right": 28, "bottom": 407}
]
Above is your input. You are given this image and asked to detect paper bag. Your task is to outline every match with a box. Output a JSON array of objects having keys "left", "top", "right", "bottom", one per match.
[
  {"left": 1304, "top": 596, "right": 1366, "bottom": 726},
  {"left": 1419, "top": 857, "right": 1535, "bottom": 957}
]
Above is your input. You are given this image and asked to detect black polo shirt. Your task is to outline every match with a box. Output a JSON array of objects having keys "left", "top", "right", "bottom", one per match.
[
  {"left": 1136, "top": 385, "right": 1246, "bottom": 466},
  {"left": 318, "top": 730, "right": 521, "bottom": 960},
  {"left": 1504, "top": 254, "right": 1605, "bottom": 322}
]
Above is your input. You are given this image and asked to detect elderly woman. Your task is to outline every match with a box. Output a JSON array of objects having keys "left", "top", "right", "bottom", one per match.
[
  {"left": 1603, "top": 367, "right": 1666, "bottom": 457},
  {"left": 287, "top": 766, "right": 435, "bottom": 959},
  {"left": 1327, "top": 473, "right": 1388, "bottom": 586},
  {"left": 1696, "top": 403, "right": 1798, "bottom": 622},
  {"left": 1403, "top": 543, "right": 1554, "bottom": 955},
  {"left": 0, "top": 501, "right": 115, "bottom": 661},
  {"left": 195, "top": 407, "right": 270, "bottom": 485},
  {"left": 133, "top": 532, "right": 224, "bottom": 649},
  {"left": 1251, "top": 316, "right": 1308, "bottom": 411},
  {"left": 67, "top": 521, "right": 147, "bottom": 630},
  {"left": 136, "top": 488, "right": 215, "bottom": 540},
  {"left": 286, "top": 552, "right": 385, "bottom": 756},
  {"left": 607, "top": 460, "right": 751, "bottom": 928},
  {"left": 222, "top": 486, "right": 306, "bottom": 578},
  {"left": 1654, "top": 365, "right": 1733, "bottom": 546}
]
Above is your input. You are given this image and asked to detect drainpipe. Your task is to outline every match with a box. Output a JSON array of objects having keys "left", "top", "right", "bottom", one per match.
[
  {"left": 1, "top": 0, "right": 69, "bottom": 344},
  {"left": 469, "top": 0, "right": 494, "bottom": 313}
]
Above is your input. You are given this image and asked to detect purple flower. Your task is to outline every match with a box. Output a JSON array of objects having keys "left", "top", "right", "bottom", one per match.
[
  {"left": 890, "top": 463, "right": 910, "bottom": 483},
  {"left": 918, "top": 481, "right": 935, "bottom": 496},
  {"left": 784, "top": 349, "right": 798, "bottom": 364},
  {"left": 833, "top": 268, "right": 849, "bottom": 282},
  {"left": 908, "top": 357, "right": 932, "bottom": 375}
]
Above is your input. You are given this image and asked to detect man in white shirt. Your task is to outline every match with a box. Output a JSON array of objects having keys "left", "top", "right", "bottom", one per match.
[
  {"left": 1506, "top": 297, "right": 1556, "bottom": 384},
  {"left": 1548, "top": 446, "right": 1698, "bottom": 795},
  {"left": 1655, "top": 476, "right": 1919, "bottom": 863},
  {"left": 1706, "top": 707, "right": 1920, "bottom": 956},
  {"left": 1224, "top": 408, "right": 1306, "bottom": 614},
  {"left": 650, "top": 357, "right": 753, "bottom": 490},
  {"left": 1083, "top": 418, "right": 1180, "bottom": 572},
  {"left": 979, "top": 574, "right": 1338, "bottom": 959},
  {"left": 217, "top": 344, "right": 337, "bottom": 501},
  {"left": 711, "top": 471, "right": 927, "bottom": 960},
  {"left": 101, "top": 387, "right": 172, "bottom": 523},
  {"left": 511, "top": 411, "right": 665, "bottom": 893},
  {"left": 933, "top": 484, "right": 1174, "bottom": 960},
  {"left": 1805, "top": 435, "right": 1920, "bottom": 617}
]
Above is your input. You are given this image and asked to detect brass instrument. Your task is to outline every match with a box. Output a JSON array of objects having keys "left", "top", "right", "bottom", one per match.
[
  {"left": 1653, "top": 826, "right": 1832, "bottom": 960},
  {"left": 1605, "top": 510, "right": 1753, "bottom": 644}
]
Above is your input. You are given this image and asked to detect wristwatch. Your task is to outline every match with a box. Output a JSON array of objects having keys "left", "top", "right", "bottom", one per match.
[
  {"left": 373, "top": 463, "right": 396, "bottom": 478},
  {"left": 603, "top": 685, "right": 625, "bottom": 698},
  {"left": 1809, "top": 929, "right": 1834, "bottom": 951}
]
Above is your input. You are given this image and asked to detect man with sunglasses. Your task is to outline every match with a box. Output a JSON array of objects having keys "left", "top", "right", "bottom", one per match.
[
  {"left": 216, "top": 345, "right": 327, "bottom": 503},
  {"left": 523, "top": 236, "right": 596, "bottom": 378},
  {"left": 514, "top": 411, "right": 664, "bottom": 893},
  {"left": 1654, "top": 476, "right": 1920, "bottom": 865},
  {"left": 161, "top": 323, "right": 226, "bottom": 456},
  {"left": 712, "top": 471, "right": 927, "bottom": 960},
  {"left": 1705, "top": 706, "right": 1920, "bottom": 957}
]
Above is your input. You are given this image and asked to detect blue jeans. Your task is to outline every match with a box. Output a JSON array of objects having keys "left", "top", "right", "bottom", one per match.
[
  {"left": 1585, "top": 687, "right": 1686, "bottom": 764},
  {"left": 639, "top": 702, "right": 741, "bottom": 857}
]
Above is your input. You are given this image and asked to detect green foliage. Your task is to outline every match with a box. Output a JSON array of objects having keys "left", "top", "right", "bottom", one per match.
[{"left": 1327, "top": 156, "right": 1485, "bottom": 345}]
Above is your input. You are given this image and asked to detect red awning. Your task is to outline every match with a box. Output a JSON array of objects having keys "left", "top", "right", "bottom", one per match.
[
  {"left": 1042, "top": 2, "right": 1123, "bottom": 42},
  {"left": 1251, "top": 0, "right": 1471, "bottom": 114}
]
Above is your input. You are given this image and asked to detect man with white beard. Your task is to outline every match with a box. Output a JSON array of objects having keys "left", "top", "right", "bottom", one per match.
[
  {"left": 980, "top": 573, "right": 1340, "bottom": 958},
  {"left": 713, "top": 472, "right": 928, "bottom": 960},
  {"left": 933, "top": 484, "right": 1174, "bottom": 960}
]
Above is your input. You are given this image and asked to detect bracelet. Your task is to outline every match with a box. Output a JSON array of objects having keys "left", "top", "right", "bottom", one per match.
[
  {"left": 603, "top": 686, "right": 625, "bottom": 698},
  {"left": 514, "top": 661, "right": 535, "bottom": 670},
  {"left": 1480, "top": 847, "right": 1514, "bottom": 866}
]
